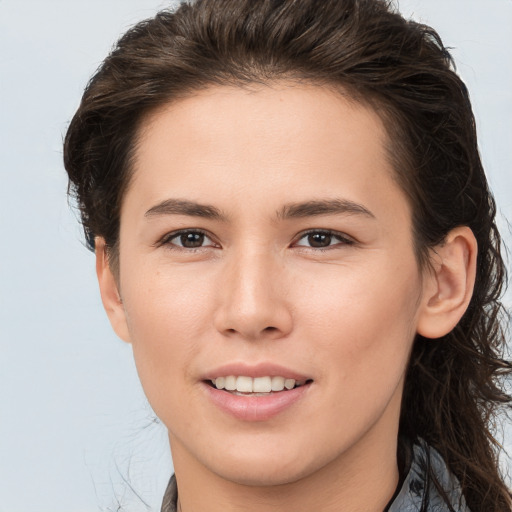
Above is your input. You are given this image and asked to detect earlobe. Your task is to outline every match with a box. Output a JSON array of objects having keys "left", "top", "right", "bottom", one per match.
[
  {"left": 95, "top": 237, "right": 131, "bottom": 343},
  {"left": 416, "top": 226, "right": 477, "bottom": 339}
]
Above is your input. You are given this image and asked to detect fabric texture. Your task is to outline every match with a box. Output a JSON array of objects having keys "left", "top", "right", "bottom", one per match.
[
  {"left": 161, "top": 475, "right": 178, "bottom": 512},
  {"left": 387, "top": 439, "right": 470, "bottom": 511},
  {"left": 160, "top": 439, "right": 469, "bottom": 512}
]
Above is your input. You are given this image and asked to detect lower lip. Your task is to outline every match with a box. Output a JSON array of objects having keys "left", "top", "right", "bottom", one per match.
[{"left": 203, "top": 382, "right": 311, "bottom": 422}]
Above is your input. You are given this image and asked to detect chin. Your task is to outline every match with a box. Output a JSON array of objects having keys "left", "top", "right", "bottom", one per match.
[
  {"left": 213, "top": 463, "right": 312, "bottom": 487},
  {"left": 200, "top": 442, "right": 328, "bottom": 487}
]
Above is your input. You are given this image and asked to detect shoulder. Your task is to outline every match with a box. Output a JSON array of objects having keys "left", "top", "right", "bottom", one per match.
[
  {"left": 388, "top": 438, "right": 470, "bottom": 512},
  {"left": 161, "top": 439, "right": 470, "bottom": 512},
  {"left": 161, "top": 474, "right": 178, "bottom": 512}
]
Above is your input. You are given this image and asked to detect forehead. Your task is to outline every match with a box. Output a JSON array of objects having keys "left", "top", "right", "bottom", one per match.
[
  {"left": 137, "top": 83, "right": 386, "bottom": 150},
  {"left": 123, "top": 82, "right": 409, "bottom": 230}
]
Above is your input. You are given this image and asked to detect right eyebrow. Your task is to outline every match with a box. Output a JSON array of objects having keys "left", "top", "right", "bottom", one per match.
[
  {"left": 277, "top": 198, "right": 376, "bottom": 220},
  {"left": 144, "top": 198, "right": 227, "bottom": 221}
]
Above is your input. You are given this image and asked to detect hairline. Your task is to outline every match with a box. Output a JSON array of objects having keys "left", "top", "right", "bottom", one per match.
[{"left": 106, "top": 78, "right": 429, "bottom": 277}]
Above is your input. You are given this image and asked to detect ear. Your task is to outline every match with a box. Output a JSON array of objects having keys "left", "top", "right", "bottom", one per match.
[
  {"left": 416, "top": 226, "right": 477, "bottom": 339},
  {"left": 95, "top": 237, "right": 131, "bottom": 343}
]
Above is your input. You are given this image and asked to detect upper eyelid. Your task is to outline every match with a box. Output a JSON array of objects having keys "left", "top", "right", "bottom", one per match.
[
  {"left": 156, "top": 228, "right": 354, "bottom": 248},
  {"left": 294, "top": 228, "right": 355, "bottom": 243},
  {"left": 157, "top": 228, "right": 217, "bottom": 247}
]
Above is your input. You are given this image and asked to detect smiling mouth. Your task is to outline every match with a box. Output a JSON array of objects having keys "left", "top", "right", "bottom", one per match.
[{"left": 207, "top": 376, "right": 313, "bottom": 395}]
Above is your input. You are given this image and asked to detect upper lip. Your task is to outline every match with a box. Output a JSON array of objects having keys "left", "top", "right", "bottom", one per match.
[{"left": 202, "top": 362, "right": 312, "bottom": 381}]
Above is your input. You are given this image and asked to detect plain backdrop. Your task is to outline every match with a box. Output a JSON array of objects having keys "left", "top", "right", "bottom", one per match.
[{"left": 0, "top": 1, "right": 511, "bottom": 511}]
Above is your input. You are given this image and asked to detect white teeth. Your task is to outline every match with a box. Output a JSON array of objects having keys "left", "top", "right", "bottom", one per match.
[
  {"left": 271, "top": 376, "right": 285, "bottom": 391},
  {"left": 236, "top": 376, "right": 253, "bottom": 393},
  {"left": 253, "top": 376, "right": 272, "bottom": 393},
  {"left": 284, "top": 378, "right": 295, "bottom": 390},
  {"left": 215, "top": 376, "right": 225, "bottom": 390},
  {"left": 212, "top": 376, "right": 302, "bottom": 393},
  {"left": 224, "top": 375, "right": 236, "bottom": 391}
]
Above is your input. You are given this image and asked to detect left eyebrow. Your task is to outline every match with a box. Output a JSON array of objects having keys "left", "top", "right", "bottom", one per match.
[
  {"left": 277, "top": 199, "right": 375, "bottom": 220},
  {"left": 144, "top": 198, "right": 227, "bottom": 221}
]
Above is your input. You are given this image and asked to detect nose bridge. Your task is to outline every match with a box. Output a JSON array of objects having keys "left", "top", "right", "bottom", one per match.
[{"left": 214, "top": 245, "right": 292, "bottom": 339}]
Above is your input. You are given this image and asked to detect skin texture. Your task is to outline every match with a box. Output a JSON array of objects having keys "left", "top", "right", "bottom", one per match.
[{"left": 96, "top": 84, "right": 477, "bottom": 512}]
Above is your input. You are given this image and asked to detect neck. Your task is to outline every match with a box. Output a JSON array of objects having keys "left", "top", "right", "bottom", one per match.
[{"left": 171, "top": 431, "right": 400, "bottom": 512}]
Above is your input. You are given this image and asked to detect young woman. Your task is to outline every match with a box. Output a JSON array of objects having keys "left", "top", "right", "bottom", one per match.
[{"left": 64, "top": 0, "right": 511, "bottom": 510}]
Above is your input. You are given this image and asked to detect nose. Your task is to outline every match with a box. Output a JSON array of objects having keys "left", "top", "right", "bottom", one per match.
[{"left": 213, "top": 249, "right": 293, "bottom": 341}]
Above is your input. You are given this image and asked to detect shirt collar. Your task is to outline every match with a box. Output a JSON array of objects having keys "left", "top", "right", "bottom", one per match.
[{"left": 161, "top": 439, "right": 469, "bottom": 512}]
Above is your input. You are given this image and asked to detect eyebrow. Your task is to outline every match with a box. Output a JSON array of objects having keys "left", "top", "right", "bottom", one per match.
[
  {"left": 277, "top": 199, "right": 375, "bottom": 220},
  {"left": 144, "top": 197, "right": 375, "bottom": 222},
  {"left": 145, "top": 199, "right": 227, "bottom": 220}
]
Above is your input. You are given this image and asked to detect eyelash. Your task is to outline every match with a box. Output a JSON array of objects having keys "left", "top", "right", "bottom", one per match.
[
  {"left": 293, "top": 229, "right": 355, "bottom": 250},
  {"left": 157, "top": 229, "right": 217, "bottom": 251},
  {"left": 157, "top": 228, "right": 354, "bottom": 251}
]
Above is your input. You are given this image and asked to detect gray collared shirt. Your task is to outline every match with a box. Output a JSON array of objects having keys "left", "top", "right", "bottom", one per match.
[
  {"left": 161, "top": 440, "right": 469, "bottom": 512},
  {"left": 387, "top": 440, "right": 469, "bottom": 511}
]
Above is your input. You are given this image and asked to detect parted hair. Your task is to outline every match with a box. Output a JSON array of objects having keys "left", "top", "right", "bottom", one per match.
[{"left": 64, "top": 0, "right": 511, "bottom": 509}]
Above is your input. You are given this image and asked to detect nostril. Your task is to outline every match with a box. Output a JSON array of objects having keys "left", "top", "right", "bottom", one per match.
[{"left": 263, "top": 326, "right": 278, "bottom": 332}]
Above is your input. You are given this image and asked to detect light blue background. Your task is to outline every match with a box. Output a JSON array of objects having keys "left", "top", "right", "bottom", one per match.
[{"left": 0, "top": 1, "right": 511, "bottom": 511}]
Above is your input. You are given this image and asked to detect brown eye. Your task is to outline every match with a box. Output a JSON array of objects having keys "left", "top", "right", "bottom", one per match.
[
  {"left": 179, "top": 232, "right": 205, "bottom": 248},
  {"left": 308, "top": 232, "right": 332, "bottom": 247},
  {"left": 162, "top": 230, "right": 215, "bottom": 249},
  {"left": 295, "top": 230, "right": 354, "bottom": 249}
]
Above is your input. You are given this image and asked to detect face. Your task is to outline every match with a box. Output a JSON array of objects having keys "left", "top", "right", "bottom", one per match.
[{"left": 104, "top": 84, "right": 431, "bottom": 486}]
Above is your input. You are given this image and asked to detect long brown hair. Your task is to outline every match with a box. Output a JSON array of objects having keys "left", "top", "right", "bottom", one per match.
[{"left": 64, "top": 0, "right": 511, "bottom": 509}]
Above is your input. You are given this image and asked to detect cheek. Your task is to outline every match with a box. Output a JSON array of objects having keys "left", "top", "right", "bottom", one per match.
[
  {"left": 119, "top": 261, "right": 216, "bottom": 396},
  {"left": 292, "top": 260, "right": 421, "bottom": 379},
  {"left": 291, "top": 264, "right": 421, "bottom": 445},
  {"left": 122, "top": 258, "right": 214, "bottom": 334}
]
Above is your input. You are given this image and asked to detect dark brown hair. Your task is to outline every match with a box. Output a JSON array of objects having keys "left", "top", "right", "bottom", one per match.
[{"left": 64, "top": 0, "right": 511, "bottom": 509}]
